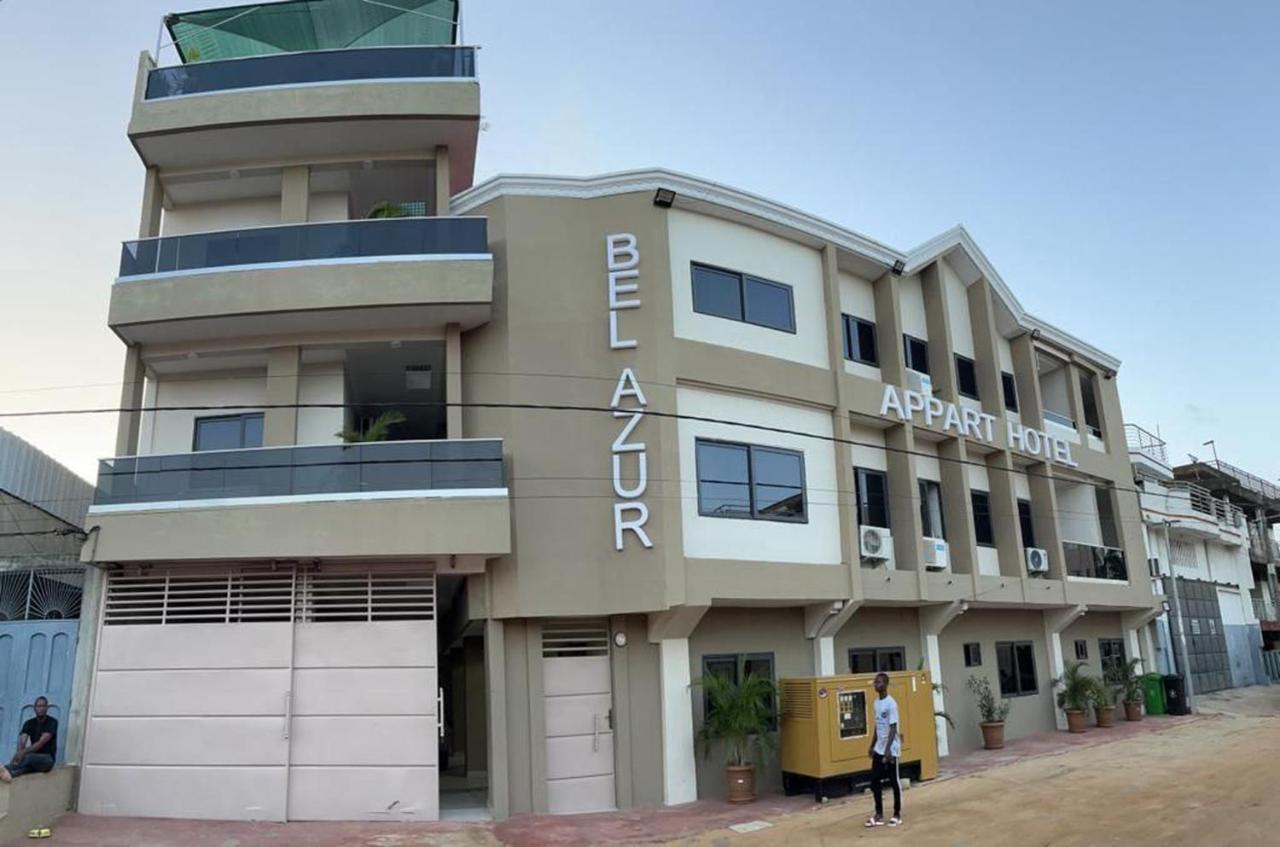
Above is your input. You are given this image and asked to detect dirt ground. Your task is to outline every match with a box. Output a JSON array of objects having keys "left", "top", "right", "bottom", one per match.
[{"left": 668, "top": 687, "right": 1280, "bottom": 847}]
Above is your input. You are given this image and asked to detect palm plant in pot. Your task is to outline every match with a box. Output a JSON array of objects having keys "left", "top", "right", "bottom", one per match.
[
  {"left": 1109, "top": 658, "right": 1144, "bottom": 722},
  {"left": 1091, "top": 674, "right": 1117, "bottom": 728},
  {"left": 696, "top": 671, "right": 776, "bottom": 803},
  {"left": 966, "top": 675, "right": 1012, "bottom": 749},
  {"left": 1054, "top": 661, "right": 1093, "bottom": 733}
]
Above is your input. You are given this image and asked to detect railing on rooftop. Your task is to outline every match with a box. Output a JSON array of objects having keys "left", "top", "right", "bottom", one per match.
[
  {"left": 1125, "top": 423, "right": 1168, "bottom": 465},
  {"left": 1202, "top": 458, "right": 1280, "bottom": 503},
  {"left": 1063, "top": 541, "right": 1128, "bottom": 581},
  {"left": 1253, "top": 594, "right": 1278, "bottom": 623},
  {"left": 1166, "top": 480, "right": 1243, "bottom": 528},
  {"left": 1248, "top": 522, "right": 1280, "bottom": 564},
  {"left": 118, "top": 217, "right": 488, "bottom": 278},
  {"left": 93, "top": 439, "right": 505, "bottom": 508},
  {"left": 145, "top": 45, "right": 476, "bottom": 99}
]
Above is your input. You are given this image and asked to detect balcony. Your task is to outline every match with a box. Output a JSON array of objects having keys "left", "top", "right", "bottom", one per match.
[
  {"left": 1249, "top": 522, "right": 1280, "bottom": 564},
  {"left": 84, "top": 440, "right": 510, "bottom": 563},
  {"left": 1063, "top": 541, "right": 1128, "bottom": 581},
  {"left": 1127, "top": 423, "right": 1171, "bottom": 478},
  {"left": 108, "top": 217, "right": 493, "bottom": 344}
]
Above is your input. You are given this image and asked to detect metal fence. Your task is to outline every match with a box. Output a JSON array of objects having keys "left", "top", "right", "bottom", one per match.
[{"left": 1262, "top": 651, "right": 1280, "bottom": 684}]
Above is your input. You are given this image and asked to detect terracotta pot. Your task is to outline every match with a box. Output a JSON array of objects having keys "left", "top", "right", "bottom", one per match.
[
  {"left": 980, "top": 721, "right": 1006, "bottom": 750},
  {"left": 726, "top": 765, "right": 756, "bottom": 804},
  {"left": 1065, "top": 709, "right": 1087, "bottom": 733},
  {"left": 1124, "top": 701, "right": 1143, "bottom": 722},
  {"left": 1096, "top": 705, "right": 1116, "bottom": 728}
]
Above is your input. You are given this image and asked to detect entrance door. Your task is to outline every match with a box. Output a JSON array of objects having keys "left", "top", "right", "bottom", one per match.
[{"left": 542, "top": 619, "right": 615, "bottom": 814}]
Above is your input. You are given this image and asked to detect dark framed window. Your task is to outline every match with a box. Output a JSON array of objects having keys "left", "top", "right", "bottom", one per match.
[
  {"left": 996, "top": 641, "right": 1037, "bottom": 697},
  {"left": 193, "top": 412, "right": 264, "bottom": 452},
  {"left": 855, "top": 468, "right": 891, "bottom": 529},
  {"left": 1001, "top": 372, "right": 1019, "bottom": 412},
  {"left": 903, "top": 335, "right": 930, "bottom": 375},
  {"left": 1018, "top": 499, "right": 1036, "bottom": 549},
  {"left": 919, "top": 479, "right": 945, "bottom": 539},
  {"left": 848, "top": 646, "right": 906, "bottom": 675},
  {"left": 691, "top": 263, "right": 795, "bottom": 333},
  {"left": 955, "top": 355, "right": 980, "bottom": 400},
  {"left": 1099, "top": 638, "right": 1126, "bottom": 677},
  {"left": 971, "top": 490, "right": 995, "bottom": 546},
  {"left": 1079, "top": 371, "right": 1102, "bottom": 438},
  {"left": 1074, "top": 639, "right": 1088, "bottom": 661},
  {"left": 842, "top": 314, "right": 879, "bottom": 366},
  {"left": 696, "top": 439, "right": 806, "bottom": 522},
  {"left": 963, "top": 642, "right": 982, "bottom": 667},
  {"left": 702, "top": 652, "right": 776, "bottom": 728}
]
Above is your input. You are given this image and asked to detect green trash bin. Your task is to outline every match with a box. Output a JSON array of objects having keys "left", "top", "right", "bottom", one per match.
[{"left": 1143, "top": 673, "right": 1167, "bottom": 716}]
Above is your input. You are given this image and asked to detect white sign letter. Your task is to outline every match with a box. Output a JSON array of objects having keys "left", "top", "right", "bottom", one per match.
[
  {"left": 610, "top": 367, "right": 649, "bottom": 409},
  {"left": 614, "top": 502, "right": 653, "bottom": 550},
  {"left": 609, "top": 269, "right": 641, "bottom": 309},
  {"left": 609, "top": 310, "right": 637, "bottom": 350},
  {"left": 612, "top": 451, "right": 649, "bottom": 498},
  {"left": 879, "top": 385, "right": 907, "bottom": 420},
  {"left": 606, "top": 233, "right": 639, "bottom": 271}
]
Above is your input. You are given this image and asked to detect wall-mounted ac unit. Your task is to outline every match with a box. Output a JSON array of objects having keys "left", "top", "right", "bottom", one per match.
[
  {"left": 860, "top": 526, "right": 892, "bottom": 562},
  {"left": 907, "top": 370, "right": 933, "bottom": 396},
  {"left": 1025, "top": 547, "right": 1049, "bottom": 575},
  {"left": 923, "top": 537, "right": 949, "bottom": 571}
]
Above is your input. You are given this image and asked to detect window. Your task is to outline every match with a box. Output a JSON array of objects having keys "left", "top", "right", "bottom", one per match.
[
  {"left": 855, "top": 468, "right": 891, "bottom": 529},
  {"left": 193, "top": 413, "right": 264, "bottom": 451},
  {"left": 919, "top": 479, "right": 945, "bottom": 539},
  {"left": 1074, "top": 639, "right": 1089, "bottom": 660},
  {"left": 848, "top": 646, "right": 906, "bottom": 674},
  {"left": 702, "top": 652, "right": 776, "bottom": 728},
  {"left": 963, "top": 642, "right": 982, "bottom": 667},
  {"left": 695, "top": 440, "right": 806, "bottom": 522},
  {"left": 903, "top": 335, "right": 930, "bottom": 375},
  {"left": 971, "top": 490, "right": 995, "bottom": 546},
  {"left": 842, "top": 315, "right": 879, "bottom": 366},
  {"left": 955, "top": 355, "right": 980, "bottom": 400},
  {"left": 691, "top": 263, "right": 795, "bottom": 333},
  {"left": 1018, "top": 499, "right": 1036, "bottom": 549},
  {"left": 1079, "top": 371, "right": 1102, "bottom": 438},
  {"left": 996, "top": 641, "right": 1037, "bottom": 697},
  {"left": 1099, "top": 638, "right": 1126, "bottom": 677},
  {"left": 1001, "top": 372, "right": 1019, "bottom": 412}
]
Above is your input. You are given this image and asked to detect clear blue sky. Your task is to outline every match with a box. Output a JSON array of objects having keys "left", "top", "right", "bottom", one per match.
[{"left": 1, "top": 1, "right": 1277, "bottom": 482}]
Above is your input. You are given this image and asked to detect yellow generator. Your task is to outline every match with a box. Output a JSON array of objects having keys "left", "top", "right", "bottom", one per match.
[{"left": 779, "top": 671, "right": 939, "bottom": 801}]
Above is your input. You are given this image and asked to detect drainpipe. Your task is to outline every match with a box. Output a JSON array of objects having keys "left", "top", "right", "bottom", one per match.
[{"left": 1162, "top": 520, "right": 1196, "bottom": 712}]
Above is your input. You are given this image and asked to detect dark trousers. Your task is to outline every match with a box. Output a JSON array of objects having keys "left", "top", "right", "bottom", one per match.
[
  {"left": 870, "top": 752, "right": 900, "bottom": 818},
  {"left": 9, "top": 753, "right": 53, "bottom": 778}
]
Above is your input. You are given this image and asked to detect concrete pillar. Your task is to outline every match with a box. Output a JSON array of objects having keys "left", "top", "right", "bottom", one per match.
[
  {"left": 485, "top": 617, "right": 509, "bottom": 819},
  {"left": 1043, "top": 605, "right": 1087, "bottom": 730},
  {"left": 138, "top": 166, "right": 164, "bottom": 239},
  {"left": 264, "top": 346, "right": 301, "bottom": 447},
  {"left": 919, "top": 601, "right": 965, "bottom": 757},
  {"left": 966, "top": 277, "right": 1005, "bottom": 417},
  {"left": 446, "top": 323, "right": 463, "bottom": 439},
  {"left": 1027, "top": 462, "right": 1066, "bottom": 580},
  {"left": 657, "top": 638, "right": 697, "bottom": 805},
  {"left": 938, "top": 438, "right": 977, "bottom": 577},
  {"left": 813, "top": 637, "right": 835, "bottom": 676},
  {"left": 805, "top": 601, "right": 859, "bottom": 677},
  {"left": 114, "top": 346, "right": 145, "bottom": 456},
  {"left": 872, "top": 271, "right": 907, "bottom": 387},
  {"left": 281, "top": 165, "right": 310, "bottom": 223},
  {"left": 987, "top": 451, "right": 1025, "bottom": 578},
  {"left": 64, "top": 566, "right": 104, "bottom": 765},
  {"left": 435, "top": 145, "right": 451, "bottom": 215},
  {"left": 465, "top": 637, "right": 488, "bottom": 780},
  {"left": 1010, "top": 333, "right": 1044, "bottom": 429},
  {"left": 1066, "top": 361, "right": 1088, "bottom": 438},
  {"left": 920, "top": 262, "right": 958, "bottom": 402},
  {"left": 886, "top": 424, "right": 924, "bottom": 572}
]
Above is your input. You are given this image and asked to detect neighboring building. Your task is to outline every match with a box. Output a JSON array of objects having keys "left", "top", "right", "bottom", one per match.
[
  {"left": 0, "top": 427, "right": 94, "bottom": 765},
  {"left": 77, "top": 0, "right": 1160, "bottom": 824}
]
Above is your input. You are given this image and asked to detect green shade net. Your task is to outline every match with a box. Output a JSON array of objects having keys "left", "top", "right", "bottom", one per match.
[{"left": 166, "top": 0, "right": 459, "bottom": 63}]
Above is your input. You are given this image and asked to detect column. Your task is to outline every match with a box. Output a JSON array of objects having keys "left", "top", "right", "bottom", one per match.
[
  {"left": 919, "top": 601, "right": 965, "bottom": 757},
  {"left": 920, "top": 262, "right": 958, "bottom": 402},
  {"left": 64, "top": 566, "right": 104, "bottom": 765},
  {"left": 114, "top": 346, "right": 145, "bottom": 456},
  {"left": 281, "top": 165, "right": 310, "bottom": 223},
  {"left": 435, "top": 145, "right": 452, "bottom": 215},
  {"left": 805, "top": 601, "right": 860, "bottom": 677},
  {"left": 886, "top": 424, "right": 924, "bottom": 574},
  {"left": 264, "top": 346, "right": 301, "bottom": 447},
  {"left": 446, "top": 323, "right": 463, "bottom": 439},
  {"left": 987, "top": 451, "right": 1025, "bottom": 578},
  {"left": 1010, "top": 333, "right": 1044, "bottom": 429},
  {"left": 138, "top": 166, "right": 163, "bottom": 238},
  {"left": 1066, "top": 361, "right": 1088, "bottom": 439},
  {"left": 485, "top": 617, "right": 510, "bottom": 819},
  {"left": 872, "top": 271, "right": 907, "bottom": 387},
  {"left": 966, "top": 277, "right": 1005, "bottom": 417},
  {"left": 938, "top": 438, "right": 978, "bottom": 577},
  {"left": 1027, "top": 462, "right": 1067, "bottom": 580},
  {"left": 1043, "top": 605, "right": 1087, "bottom": 730},
  {"left": 658, "top": 639, "right": 697, "bottom": 805}
]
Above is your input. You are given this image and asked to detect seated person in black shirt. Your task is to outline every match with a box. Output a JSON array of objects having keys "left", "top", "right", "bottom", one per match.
[{"left": 0, "top": 696, "right": 57, "bottom": 783}]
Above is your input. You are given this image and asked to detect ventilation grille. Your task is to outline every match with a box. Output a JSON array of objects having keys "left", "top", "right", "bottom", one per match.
[
  {"left": 0, "top": 568, "right": 84, "bottom": 621},
  {"left": 104, "top": 566, "right": 433, "bottom": 626},
  {"left": 542, "top": 619, "right": 610, "bottom": 658},
  {"left": 780, "top": 681, "right": 814, "bottom": 720}
]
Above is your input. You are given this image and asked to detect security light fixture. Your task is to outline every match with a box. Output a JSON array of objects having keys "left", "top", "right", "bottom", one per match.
[
  {"left": 653, "top": 188, "right": 676, "bottom": 208},
  {"left": 891, "top": 259, "right": 905, "bottom": 276}
]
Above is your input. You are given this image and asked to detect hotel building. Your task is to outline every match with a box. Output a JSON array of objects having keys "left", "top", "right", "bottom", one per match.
[{"left": 75, "top": 0, "right": 1161, "bottom": 823}]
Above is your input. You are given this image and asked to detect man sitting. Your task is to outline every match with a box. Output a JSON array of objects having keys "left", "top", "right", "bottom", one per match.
[{"left": 0, "top": 697, "right": 58, "bottom": 783}]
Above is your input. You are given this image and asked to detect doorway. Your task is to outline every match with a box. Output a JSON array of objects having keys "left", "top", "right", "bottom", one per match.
[{"left": 436, "top": 575, "right": 490, "bottom": 820}]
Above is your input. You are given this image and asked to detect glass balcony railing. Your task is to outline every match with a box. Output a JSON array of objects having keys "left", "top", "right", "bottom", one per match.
[
  {"left": 1042, "top": 409, "right": 1076, "bottom": 430},
  {"left": 118, "top": 217, "right": 488, "bottom": 278},
  {"left": 145, "top": 46, "right": 476, "bottom": 99},
  {"left": 94, "top": 439, "right": 505, "bottom": 507},
  {"left": 1063, "top": 541, "right": 1128, "bottom": 581}
]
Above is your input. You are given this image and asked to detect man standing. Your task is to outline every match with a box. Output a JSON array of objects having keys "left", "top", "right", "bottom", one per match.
[
  {"left": 0, "top": 697, "right": 58, "bottom": 783},
  {"left": 865, "top": 672, "right": 902, "bottom": 828}
]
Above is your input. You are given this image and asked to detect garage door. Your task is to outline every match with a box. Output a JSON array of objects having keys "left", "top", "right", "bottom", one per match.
[{"left": 79, "top": 565, "right": 436, "bottom": 822}]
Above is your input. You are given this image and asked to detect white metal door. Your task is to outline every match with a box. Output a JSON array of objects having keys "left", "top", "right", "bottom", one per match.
[{"left": 543, "top": 619, "right": 615, "bottom": 814}]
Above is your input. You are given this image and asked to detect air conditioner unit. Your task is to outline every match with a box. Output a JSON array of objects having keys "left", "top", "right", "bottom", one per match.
[
  {"left": 923, "top": 537, "right": 949, "bottom": 571},
  {"left": 907, "top": 370, "right": 933, "bottom": 396},
  {"left": 1025, "top": 547, "right": 1049, "bottom": 575},
  {"left": 860, "top": 526, "right": 892, "bottom": 562}
]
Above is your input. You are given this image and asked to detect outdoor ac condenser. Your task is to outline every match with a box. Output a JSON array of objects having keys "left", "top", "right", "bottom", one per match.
[
  {"left": 859, "top": 526, "right": 892, "bottom": 562},
  {"left": 1025, "top": 547, "right": 1050, "bottom": 574}
]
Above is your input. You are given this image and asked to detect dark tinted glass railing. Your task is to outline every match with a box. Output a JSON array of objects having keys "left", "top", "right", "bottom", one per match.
[
  {"left": 145, "top": 46, "right": 476, "bottom": 99},
  {"left": 1063, "top": 541, "right": 1128, "bottom": 581},
  {"left": 94, "top": 439, "right": 504, "bottom": 506},
  {"left": 119, "top": 217, "right": 488, "bottom": 277}
]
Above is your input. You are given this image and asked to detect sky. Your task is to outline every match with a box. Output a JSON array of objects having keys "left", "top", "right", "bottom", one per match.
[{"left": 0, "top": 1, "right": 1277, "bottom": 484}]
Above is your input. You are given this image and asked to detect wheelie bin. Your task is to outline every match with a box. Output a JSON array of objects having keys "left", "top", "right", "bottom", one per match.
[{"left": 1142, "top": 673, "right": 1167, "bottom": 716}]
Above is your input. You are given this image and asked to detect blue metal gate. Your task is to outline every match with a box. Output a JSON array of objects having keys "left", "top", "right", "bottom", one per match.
[{"left": 0, "top": 621, "right": 78, "bottom": 765}]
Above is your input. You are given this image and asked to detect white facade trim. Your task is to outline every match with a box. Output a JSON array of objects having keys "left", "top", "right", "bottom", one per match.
[
  {"left": 657, "top": 638, "right": 698, "bottom": 806},
  {"left": 116, "top": 253, "right": 493, "bottom": 283},
  {"left": 87, "top": 487, "right": 509, "bottom": 515}
]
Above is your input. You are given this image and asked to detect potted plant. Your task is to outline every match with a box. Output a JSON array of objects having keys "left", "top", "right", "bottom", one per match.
[
  {"left": 966, "top": 675, "right": 1012, "bottom": 749},
  {"left": 1091, "top": 675, "right": 1117, "bottom": 728},
  {"left": 336, "top": 410, "right": 406, "bottom": 443},
  {"left": 1110, "top": 658, "right": 1144, "bottom": 722},
  {"left": 1054, "top": 661, "right": 1093, "bottom": 733},
  {"left": 696, "top": 671, "right": 776, "bottom": 803}
]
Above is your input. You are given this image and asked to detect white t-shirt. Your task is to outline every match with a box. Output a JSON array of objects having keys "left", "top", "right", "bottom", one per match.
[{"left": 873, "top": 694, "right": 901, "bottom": 757}]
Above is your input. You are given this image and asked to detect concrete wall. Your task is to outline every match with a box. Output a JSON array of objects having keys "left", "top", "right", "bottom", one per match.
[
  {"left": 161, "top": 197, "right": 280, "bottom": 236},
  {"left": 838, "top": 271, "right": 881, "bottom": 382},
  {"left": 1055, "top": 480, "right": 1102, "bottom": 546},
  {"left": 1061, "top": 611, "right": 1126, "bottom": 674},
  {"left": 833, "top": 607, "right": 923, "bottom": 672}
]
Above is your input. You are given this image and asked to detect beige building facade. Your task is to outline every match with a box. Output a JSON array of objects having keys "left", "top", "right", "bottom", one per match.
[{"left": 76, "top": 0, "right": 1160, "bottom": 824}]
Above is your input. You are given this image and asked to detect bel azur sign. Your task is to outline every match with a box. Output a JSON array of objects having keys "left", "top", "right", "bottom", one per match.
[{"left": 879, "top": 384, "right": 1079, "bottom": 467}]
